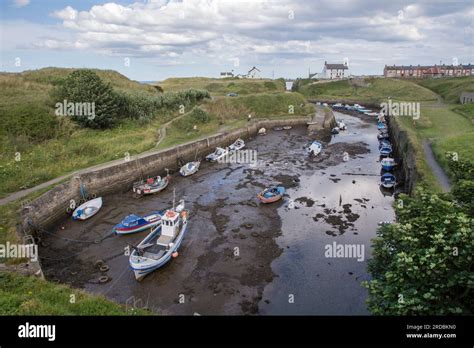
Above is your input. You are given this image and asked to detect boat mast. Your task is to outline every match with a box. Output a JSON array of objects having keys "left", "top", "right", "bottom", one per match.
[{"left": 172, "top": 187, "right": 176, "bottom": 210}]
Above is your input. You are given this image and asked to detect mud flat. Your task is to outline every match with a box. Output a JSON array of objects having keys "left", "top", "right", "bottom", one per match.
[{"left": 39, "top": 112, "right": 396, "bottom": 315}]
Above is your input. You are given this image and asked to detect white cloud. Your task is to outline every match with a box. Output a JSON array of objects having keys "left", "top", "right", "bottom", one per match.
[{"left": 12, "top": 0, "right": 30, "bottom": 8}]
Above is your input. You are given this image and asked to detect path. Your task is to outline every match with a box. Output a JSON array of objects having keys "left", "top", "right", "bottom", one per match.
[{"left": 422, "top": 140, "right": 451, "bottom": 192}]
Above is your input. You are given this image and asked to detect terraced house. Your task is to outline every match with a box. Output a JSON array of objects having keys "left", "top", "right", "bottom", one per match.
[{"left": 384, "top": 64, "right": 474, "bottom": 78}]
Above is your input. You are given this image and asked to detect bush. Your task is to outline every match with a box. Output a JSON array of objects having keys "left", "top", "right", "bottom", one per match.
[
  {"left": 263, "top": 81, "right": 277, "bottom": 90},
  {"left": 53, "top": 70, "right": 120, "bottom": 129},
  {"left": 190, "top": 107, "right": 210, "bottom": 123}
]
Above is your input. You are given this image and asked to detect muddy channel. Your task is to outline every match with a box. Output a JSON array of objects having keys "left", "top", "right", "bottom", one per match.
[{"left": 39, "top": 112, "right": 398, "bottom": 315}]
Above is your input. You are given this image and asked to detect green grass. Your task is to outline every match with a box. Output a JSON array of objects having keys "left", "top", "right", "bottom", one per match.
[
  {"left": 297, "top": 77, "right": 438, "bottom": 103},
  {"left": 159, "top": 77, "right": 286, "bottom": 95},
  {"left": 0, "top": 272, "right": 148, "bottom": 315},
  {"left": 416, "top": 76, "right": 474, "bottom": 103}
]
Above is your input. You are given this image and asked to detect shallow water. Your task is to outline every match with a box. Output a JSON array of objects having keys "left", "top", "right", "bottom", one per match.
[{"left": 40, "top": 112, "right": 396, "bottom": 315}]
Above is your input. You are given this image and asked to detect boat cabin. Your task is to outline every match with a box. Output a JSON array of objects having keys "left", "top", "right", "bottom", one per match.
[{"left": 156, "top": 210, "right": 179, "bottom": 247}]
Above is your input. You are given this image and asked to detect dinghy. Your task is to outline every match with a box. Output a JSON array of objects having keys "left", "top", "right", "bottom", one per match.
[
  {"left": 258, "top": 127, "right": 267, "bottom": 135},
  {"left": 228, "top": 138, "right": 245, "bottom": 152},
  {"left": 257, "top": 186, "right": 285, "bottom": 204},
  {"left": 379, "top": 139, "right": 391, "bottom": 149},
  {"left": 273, "top": 126, "right": 283, "bottom": 131},
  {"left": 307, "top": 141, "right": 323, "bottom": 156},
  {"left": 72, "top": 197, "right": 103, "bottom": 221},
  {"left": 114, "top": 212, "right": 162, "bottom": 235},
  {"left": 129, "top": 201, "right": 188, "bottom": 281},
  {"left": 331, "top": 127, "right": 340, "bottom": 134},
  {"left": 133, "top": 175, "right": 170, "bottom": 196},
  {"left": 377, "top": 122, "right": 386, "bottom": 130},
  {"left": 205, "top": 147, "right": 228, "bottom": 162},
  {"left": 282, "top": 126, "right": 292, "bottom": 130},
  {"left": 380, "top": 157, "right": 396, "bottom": 171},
  {"left": 379, "top": 145, "right": 392, "bottom": 157},
  {"left": 377, "top": 133, "right": 389, "bottom": 140},
  {"left": 380, "top": 173, "right": 396, "bottom": 188},
  {"left": 179, "top": 161, "right": 200, "bottom": 177},
  {"left": 337, "top": 121, "right": 347, "bottom": 130}
]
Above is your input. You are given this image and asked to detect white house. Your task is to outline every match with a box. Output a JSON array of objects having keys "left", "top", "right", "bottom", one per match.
[
  {"left": 246, "top": 66, "right": 261, "bottom": 79},
  {"left": 319, "top": 61, "right": 349, "bottom": 79}
]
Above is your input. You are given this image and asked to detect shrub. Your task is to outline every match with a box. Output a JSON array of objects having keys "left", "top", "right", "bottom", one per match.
[{"left": 190, "top": 107, "right": 210, "bottom": 123}]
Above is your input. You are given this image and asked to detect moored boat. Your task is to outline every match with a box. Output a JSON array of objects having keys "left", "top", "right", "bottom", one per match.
[
  {"left": 205, "top": 147, "right": 229, "bottom": 162},
  {"left": 133, "top": 175, "right": 170, "bottom": 196},
  {"left": 72, "top": 197, "right": 103, "bottom": 220},
  {"left": 379, "top": 145, "right": 392, "bottom": 157},
  {"left": 377, "top": 132, "right": 389, "bottom": 140},
  {"left": 377, "top": 122, "right": 386, "bottom": 130},
  {"left": 258, "top": 127, "right": 267, "bottom": 135},
  {"left": 307, "top": 140, "right": 323, "bottom": 156},
  {"left": 114, "top": 212, "right": 162, "bottom": 235},
  {"left": 380, "top": 157, "right": 396, "bottom": 171},
  {"left": 337, "top": 121, "right": 347, "bottom": 130},
  {"left": 380, "top": 173, "right": 396, "bottom": 188},
  {"left": 129, "top": 201, "right": 188, "bottom": 281},
  {"left": 228, "top": 138, "right": 245, "bottom": 151},
  {"left": 257, "top": 186, "right": 285, "bottom": 203},
  {"left": 179, "top": 161, "right": 200, "bottom": 177}
]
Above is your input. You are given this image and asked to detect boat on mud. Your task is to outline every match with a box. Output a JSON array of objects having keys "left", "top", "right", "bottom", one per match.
[
  {"left": 179, "top": 161, "right": 200, "bottom": 177},
  {"left": 379, "top": 145, "right": 392, "bottom": 157},
  {"left": 133, "top": 175, "right": 170, "bottom": 196},
  {"left": 114, "top": 212, "right": 162, "bottom": 235},
  {"left": 307, "top": 140, "right": 323, "bottom": 156},
  {"left": 377, "top": 132, "right": 390, "bottom": 140},
  {"left": 72, "top": 197, "right": 103, "bottom": 221},
  {"left": 206, "top": 147, "right": 229, "bottom": 162},
  {"left": 258, "top": 127, "right": 267, "bottom": 135},
  {"left": 228, "top": 138, "right": 245, "bottom": 151},
  {"left": 331, "top": 127, "right": 340, "bottom": 134},
  {"left": 377, "top": 122, "right": 387, "bottom": 130},
  {"left": 379, "top": 139, "right": 391, "bottom": 149},
  {"left": 129, "top": 200, "right": 188, "bottom": 281},
  {"left": 257, "top": 186, "right": 285, "bottom": 204},
  {"left": 283, "top": 126, "right": 292, "bottom": 130},
  {"left": 380, "top": 157, "right": 397, "bottom": 171},
  {"left": 380, "top": 173, "right": 396, "bottom": 188},
  {"left": 337, "top": 121, "right": 347, "bottom": 130}
]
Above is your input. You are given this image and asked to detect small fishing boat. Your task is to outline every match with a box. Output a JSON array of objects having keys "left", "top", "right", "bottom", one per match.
[
  {"left": 377, "top": 133, "right": 389, "bottom": 140},
  {"left": 282, "top": 126, "right": 292, "bottom": 130},
  {"left": 228, "top": 138, "right": 245, "bottom": 151},
  {"left": 133, "top": 175, "right": 170, "bottom": 196},
  {"left": 337, "top": 121, "right": 347, "bottom": 130},
  {"left": 72, "top": 197, "right": 103, "bottom": 220},
  {"left": 380, "top": 173, "right": 396, "bottom": 188},
  {"left": 379, "top": 139, "right": 391, "bottom": 149},
  {"left": 114, "top": 212, "right": 162, "bottom": 235},
  {"left": 273, "top": 126, "right": 283, "bottom": 131},
  {"left": 179, "top": 161, "right": 200, "bottom": 176},
  {"left": 205, "top": 147, "right": 229, "bottom": 162},
  {"left": 307, "top": 140, "right": 323, "bottom": 156},
  {"left": 380, "top": 157, "right": 397, "bottom": 171},
  {"left": 257, "top": 186, "right": 285, "bottom": 203},
  {"left": 129, "top": 200, "right": 188, "bottom": 281},
  {"left": 379, "top": 145, "right": 392, "bottom": 157},
  {"left": 377, "top": 122, "right": 386, "bottom": 130},
  {"left": 258, "top": 127, "right": 267, "bottom": 135},
  {"left": 331, "top": 127, "right": 340, "bottom": 134}
]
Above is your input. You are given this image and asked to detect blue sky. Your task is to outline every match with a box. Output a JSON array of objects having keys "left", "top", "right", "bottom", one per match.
[{"left": 1, "top": 0, "right": 473, "bottom": 81}]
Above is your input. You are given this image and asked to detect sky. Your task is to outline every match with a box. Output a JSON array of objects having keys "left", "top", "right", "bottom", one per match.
[{"left": 0, "top": 0, "right": 473, "bottom": 81}]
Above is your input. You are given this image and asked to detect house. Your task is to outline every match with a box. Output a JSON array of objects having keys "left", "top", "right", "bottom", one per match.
[
  {"left": 220, "top": 71, "right": 234, "bottom": 78},
  {"left": 384, "top": 64, "right": 474, "bottom": 78},
  {"left": 319, "top": 61, "right": 348, "bottom": 79},
  {"left": 246, "top": 66, "right": 261, "bottom": 79},
  {"left": 460, "top": 92, "right": 474, "bottom": 104}
]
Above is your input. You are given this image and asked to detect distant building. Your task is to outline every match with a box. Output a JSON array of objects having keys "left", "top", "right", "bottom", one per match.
[
  {"left": 220, "top": 71, "right": 234, "bottom": 78},
  {"left": 460, "top": 92, "right": 474, "bottom": 104},
  {"left": 246, "top": 66, "right": 261, "bottom": 79},
  {"left": 384, "top": 64, "right": 474, "bottom": 78},
  {"left": 318, "top": 61, "right": 349, "bottom": 79}
]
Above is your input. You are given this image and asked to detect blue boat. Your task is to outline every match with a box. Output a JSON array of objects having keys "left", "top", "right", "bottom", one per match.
[
  {"left": 129, "top": 201, "right": 188, "bottom": 281},
  {"left": 377, "top": 122, "right": 386, "bottom": 130},
  {"left": 379, "top": 140, "right": 391, "bottom": 149},
  {"left": 114, "top": 211, "right": 162, "bottom": 235},
  {"left": 257, "top": 186, "right": 285, "bottom": 203},
  {"left": 381, "top": 157, "right": 396, "bottom": 171},
  {"left": 380, "top": 145, "right": 392, "bottom": 157},
  {"left": 381, "top": 173, "right": 396, "bottom": 188},
  {"left": 377, "top": 132, "right": 389, "bottom": 140}
]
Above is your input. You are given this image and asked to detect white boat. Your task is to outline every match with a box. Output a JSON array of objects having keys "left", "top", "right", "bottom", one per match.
[
  {"left": 129, "top": 201, "right": 188, "bottom": 281},
  {"left": 228, "top": 138, "right": 245, "bottom": 152},
  {"left": 72, "top": 197, "right": 102, "bottom": 220},
  {"left": 308, "top": 141, "right": 323, "bottom": 156},
  {"left": 205, "top": 147, "right": 228, "bottom": 162},
  {"left": 258, "top": 127, "right": 267, "bottom": 135},
  {"left": 133, "top": 175, "right": 170, "bottom": 196},
  {"left": 179, "top": 161, "right": 200, "bottom": 177},
  {"left": 337, "top": 121, "right": 347, "bottom": 130}
]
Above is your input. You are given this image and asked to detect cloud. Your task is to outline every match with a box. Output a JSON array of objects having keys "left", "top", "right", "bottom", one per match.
[{"left": 12, "top": 0, "right": 30, "bottom": 8}]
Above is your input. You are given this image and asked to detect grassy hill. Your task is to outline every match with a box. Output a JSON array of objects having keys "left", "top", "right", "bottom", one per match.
[
  {"left": 416, "top": 76, "right": 474, "bottom": 103},
  {"left": 159, "top": 77, "right": 286, "bottom": 95},
  {"left": 296, "top": 77, "right": 438, "bottom": 103}
]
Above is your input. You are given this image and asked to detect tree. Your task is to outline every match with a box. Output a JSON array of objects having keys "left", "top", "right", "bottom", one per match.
[
  {"left": 363, "top": 188, "right": 473, "bottom": 315},
  {"left": 53, "top": 70, "right": 120, "bottom": 129}
]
